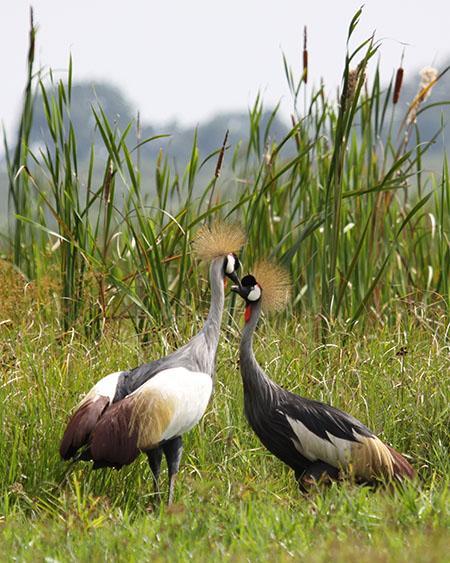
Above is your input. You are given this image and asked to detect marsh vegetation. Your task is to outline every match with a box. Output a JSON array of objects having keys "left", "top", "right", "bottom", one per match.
[{"left": 1, "top": 9, "right": 449, "bottom": 561}]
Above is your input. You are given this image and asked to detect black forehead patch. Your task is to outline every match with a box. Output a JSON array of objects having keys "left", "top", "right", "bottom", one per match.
[{"left": 241, "top": 274, "right": 257, "bottom": 287}]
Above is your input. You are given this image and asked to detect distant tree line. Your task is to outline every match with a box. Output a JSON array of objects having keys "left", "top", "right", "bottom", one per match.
[
  {"left": 27, "top": 82, "right": 288, "bottom": 164},
  {"left": 17, "top": 59, "right": 450, "bottom": 165}
]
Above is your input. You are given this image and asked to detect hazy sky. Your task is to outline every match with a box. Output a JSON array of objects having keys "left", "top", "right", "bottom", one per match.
[{"left": 1, "top": 1, "right": 448, "bottom": 136}]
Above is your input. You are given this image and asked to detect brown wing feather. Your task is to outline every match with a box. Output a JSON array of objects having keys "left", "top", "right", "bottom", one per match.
[
  {"left": 59, "top": 397, "right": 109, "bottom": 460},
  {"left": 386, "top": 445, "right": 415, "bottom": 480},
  {"left": 89, "top": 397, "right": 140, "bottom": 468},
  {"left": 350, "top": 435, "right": 415, "bottom": 482}
]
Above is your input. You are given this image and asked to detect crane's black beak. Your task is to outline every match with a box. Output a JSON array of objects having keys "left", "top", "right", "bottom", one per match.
[
  {"left": 227, "top": 270, "right": 242, "bottom": 288},
  {"left": 230, "top": 284, "right": 246, "bottom": 299}
]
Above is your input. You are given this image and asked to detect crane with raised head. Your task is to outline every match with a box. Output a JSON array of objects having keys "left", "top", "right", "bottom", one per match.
[
  {"left": 60, "top": 223, "right": 245, "bottom": 504},
  {"left": 231, "top": 261, "right": 414, "bottom": 488}
]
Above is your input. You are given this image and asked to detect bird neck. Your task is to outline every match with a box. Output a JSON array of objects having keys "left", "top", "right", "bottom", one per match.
[
  {"left": 239, "top": 301, "right": 275, "bottom": 398},
  {"left": 196, "top": 257, "right": 225, "bottom": 374},
  {"left": 204, "top": 257, "right": 225, "bottom": 332}
]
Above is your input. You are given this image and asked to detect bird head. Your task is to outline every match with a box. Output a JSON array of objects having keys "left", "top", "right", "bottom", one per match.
[
  {"left": 231, "top": 274, "right": 261, "bottom": 302},
  {"left": 192, "top": 222, "right": 246, "bottom": 286},
  {"left": 231, "top": 261, "right": 291, "bottom": 322},
  {"left": 223, "top": 253, "right": 242, "bottom": 285}
]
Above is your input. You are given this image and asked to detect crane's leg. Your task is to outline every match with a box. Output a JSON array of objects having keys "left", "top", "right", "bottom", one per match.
[
  {"left": 162, "top": 436, "right": 183, "bottom": 506},
  {"left": 146, "top": 447, "right": 163, "bottom": 504},
  {"left": 297, "top": 461, "right": 339, "bottom": 491}
]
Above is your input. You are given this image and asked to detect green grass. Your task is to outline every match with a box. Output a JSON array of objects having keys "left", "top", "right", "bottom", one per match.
[{"left": 0, "top": 285, "right": 448, "bottom": 561}]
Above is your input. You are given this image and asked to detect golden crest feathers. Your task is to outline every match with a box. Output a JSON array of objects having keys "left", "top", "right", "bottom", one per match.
[
  {"left": 192, "top": 222, "right": 246, "bottom": 261},
  {"left": 252, "top": 260, "right": 292, "bottom": 313}
]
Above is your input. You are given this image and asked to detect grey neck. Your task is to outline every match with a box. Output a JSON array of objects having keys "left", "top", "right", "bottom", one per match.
[
  {"left": 239, "top": 301, "right": 276, "bottom": 399},
  {"left": 202, "top": 257, "right": 225, "bottom": 345},
  {"left": 124, "top": 258, "right": 225, "bottom": 394},
  {"left": 188, "top": 257, "right": 225, "bottom": 376}
]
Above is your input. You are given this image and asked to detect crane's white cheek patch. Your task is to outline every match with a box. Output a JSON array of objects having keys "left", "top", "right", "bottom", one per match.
[
  {"left": 225, "top": 255, "right": 235, "bottom": 274},
  {"left": 247, "top": 285, "right": 261, "bottom": 302},
  {"left": 130, "top": 367, "right": 213, "bottom": 447}
]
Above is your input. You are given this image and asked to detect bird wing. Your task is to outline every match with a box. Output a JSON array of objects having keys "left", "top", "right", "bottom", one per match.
[
  {"left": 88, "top": 367, "right": 213, "bottom": 467},
  {"left": 60, "top": 347, "right": 200, "bottom": 461},
  {"left": 278, "top": 394, "right": 406, "bottom": 481},
  {"left": 112, "top": 358, "right": 166, "bottom": 402},
  {"left": 59, "top": 371, "right": 123, "bottom": 459},
  {"left": 112, "top": 343, "right": 201, "bottom": 402}
]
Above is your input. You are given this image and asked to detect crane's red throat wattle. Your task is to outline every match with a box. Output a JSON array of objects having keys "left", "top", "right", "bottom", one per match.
[{"left": 245, "top": 305, "right": 252, "bottom": 323}]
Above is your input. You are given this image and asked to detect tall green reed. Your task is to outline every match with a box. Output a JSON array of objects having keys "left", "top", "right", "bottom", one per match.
[
  {"left": 3, "top": 8, "right": 450, "bottom": 341},
  {"left": 4, "top": 8, "right": 37, "bottom": 276}
]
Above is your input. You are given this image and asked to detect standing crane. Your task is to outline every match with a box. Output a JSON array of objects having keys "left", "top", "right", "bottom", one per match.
[
  {"left": 60, "top": 223, "right": 245, "bottom": 504},
  {"left": 231, "top": 261, "right": 415, "bottom": 488}
]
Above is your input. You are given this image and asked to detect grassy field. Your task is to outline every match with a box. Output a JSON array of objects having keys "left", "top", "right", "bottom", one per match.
[
  {"left": 0, "top": 266, "right": 449, "bottom": 561},
  {"left": 1, "top": 9, "right": 449, "bottom": 561}
]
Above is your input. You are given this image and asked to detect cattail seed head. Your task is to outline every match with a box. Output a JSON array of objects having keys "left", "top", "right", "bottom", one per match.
[
  {"left": 343, "top": 69, "right": 358, "bottom": 107},
  {"left": 393, "top": 67, "right": 404, "bottom": 104},
  {"left": 302, "top": 26, "right": 308, "bottom": 84},
  {"left": 341, "top": 62, "right": 366, "bottom": 110},
  {"left": 214, "top": 130, "right": 229, "bottom": 179},
  {"left": 418, "top": 66, "right": 438, "bottom": 103}
]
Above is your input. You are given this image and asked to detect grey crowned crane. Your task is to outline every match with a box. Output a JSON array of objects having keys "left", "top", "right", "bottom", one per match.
[
  {"left": 60, "top": 223, "right": 245, "bottom": 504},
  {"left": 231, "top": 261, "right": 415, "bottom": 489}
]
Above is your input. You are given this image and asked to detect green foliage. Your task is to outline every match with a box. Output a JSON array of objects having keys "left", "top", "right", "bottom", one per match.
[{"left": 2, "top": 11, "right": 450, "bottom": 341}]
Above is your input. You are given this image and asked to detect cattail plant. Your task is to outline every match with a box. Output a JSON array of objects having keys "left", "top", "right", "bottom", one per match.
[
  {"left": 5, "top": 7, "right": 37, "bottom": 276},
  {"left": 302, "top": 26, "right": 308, "bottom": 84},
  {"left": 393, "top": 52, "right": 404, "bottom": 104}
]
